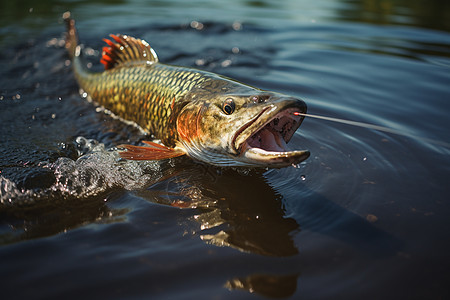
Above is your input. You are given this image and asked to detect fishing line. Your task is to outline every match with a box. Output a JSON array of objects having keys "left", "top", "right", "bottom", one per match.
[{"left": 293, "top": 112, "right": 450, "bottom": 149}]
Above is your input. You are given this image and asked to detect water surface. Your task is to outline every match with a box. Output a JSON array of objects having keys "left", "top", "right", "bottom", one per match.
[{"left": 1, "top": 0, "right": 449, "bottom": 299}]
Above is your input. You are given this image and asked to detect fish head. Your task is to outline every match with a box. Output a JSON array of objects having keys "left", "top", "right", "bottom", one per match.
[{"left": 177, "top": 91, "right": 310, "bottom": 168}]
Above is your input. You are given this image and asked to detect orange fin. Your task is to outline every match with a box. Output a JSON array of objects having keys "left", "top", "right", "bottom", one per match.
[
  {"left": 100, "top": 34, "right": 158, "bottom": 70},
  {"left": 119, "top": 141, "right": 185, "bottom": 161}
]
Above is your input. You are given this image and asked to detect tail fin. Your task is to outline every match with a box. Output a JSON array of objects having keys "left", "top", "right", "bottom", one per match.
[{"left": 63, "top": 11, "right": 79, "bottom": 59}]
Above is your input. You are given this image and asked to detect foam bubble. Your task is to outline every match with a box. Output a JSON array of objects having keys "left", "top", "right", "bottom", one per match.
[{"left": 1, "top": 137, "right": 165, "bottom": 207}]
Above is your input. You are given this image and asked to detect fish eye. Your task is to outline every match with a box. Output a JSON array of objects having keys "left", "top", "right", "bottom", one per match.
[{"left": 222, "top": 98, "right": 235, "bottom": 115}]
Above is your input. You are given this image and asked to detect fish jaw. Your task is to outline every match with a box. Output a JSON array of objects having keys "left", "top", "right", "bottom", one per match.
[{"left": 232, "top": 100, "right": 310, "bottom": 168}]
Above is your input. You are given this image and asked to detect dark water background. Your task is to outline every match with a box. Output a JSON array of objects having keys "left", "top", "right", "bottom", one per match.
[{"left": 1, "top": 0, "right": 449, "bottom": 299}]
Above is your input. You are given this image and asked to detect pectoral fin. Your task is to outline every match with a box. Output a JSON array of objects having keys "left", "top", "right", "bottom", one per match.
[{"left": 119, "top": 141, "right": 185, "bottom": 161}]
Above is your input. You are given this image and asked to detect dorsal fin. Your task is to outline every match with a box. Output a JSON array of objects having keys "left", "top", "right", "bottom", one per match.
[{"left": 100, "top": 34, "right": 158, "bottom": 70}]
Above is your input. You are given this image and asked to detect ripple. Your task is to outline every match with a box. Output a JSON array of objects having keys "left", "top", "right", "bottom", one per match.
[{"left": 264, "top": 113, "right": 417, "bottom": 236}]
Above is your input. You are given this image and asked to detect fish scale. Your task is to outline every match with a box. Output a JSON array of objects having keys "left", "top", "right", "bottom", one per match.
[{"left": 74, "top": 61, "right": 208, "bottom": 146}]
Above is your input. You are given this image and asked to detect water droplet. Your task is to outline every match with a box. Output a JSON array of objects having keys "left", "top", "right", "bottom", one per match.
[
  {"left": 221, "top": 59, "right": 232, "bottom": 67},
  {"left": 190, "top": 21, "right": 204, "bottom": 30},
  {"left": 195, "top": 59, "right": 205, "bottom": 66},
  {"left": 232, "top": 22, "right": 242, "bottom": 31}
]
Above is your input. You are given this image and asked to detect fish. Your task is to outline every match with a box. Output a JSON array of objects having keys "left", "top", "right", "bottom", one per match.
[{"left": 63, "top": 12, "right": 310, "bottom": 168}]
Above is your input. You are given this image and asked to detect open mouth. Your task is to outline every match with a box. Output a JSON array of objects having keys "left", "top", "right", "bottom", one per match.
[
  {"left": 246, "top": 110, "right": 297, "bottom": 152},
  {"left": 233, "top": 107, "right": 310, "bottom": 167}
]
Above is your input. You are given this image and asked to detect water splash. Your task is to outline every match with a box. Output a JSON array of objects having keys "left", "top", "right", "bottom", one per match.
[{"left": 0, "top": 137, "right": 166, "bottom": 207}]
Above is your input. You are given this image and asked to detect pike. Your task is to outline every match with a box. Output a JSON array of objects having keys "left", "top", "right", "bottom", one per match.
[{"left": 64, "top": 12, "right": 310, "bottom": 168}]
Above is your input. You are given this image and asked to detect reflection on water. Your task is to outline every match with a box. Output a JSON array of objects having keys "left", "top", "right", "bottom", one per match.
[
  {"left": 225, "top": 273, "right": 298, "bottom": 298},
  {"left": 136, "top": 163, "right": 300, "bottom": 257},
  {"left": 135, "top": 163, "right": 302, "bottom": 296}
]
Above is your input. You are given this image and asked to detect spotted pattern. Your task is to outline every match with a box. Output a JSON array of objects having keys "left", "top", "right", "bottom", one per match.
[{"left": 75, "top": 62, "right": 208, "bottom": 146}]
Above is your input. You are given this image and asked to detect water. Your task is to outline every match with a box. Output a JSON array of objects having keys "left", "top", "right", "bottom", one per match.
[{"left": 1, "top": 0, "right": 449, "bottom": 299}]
